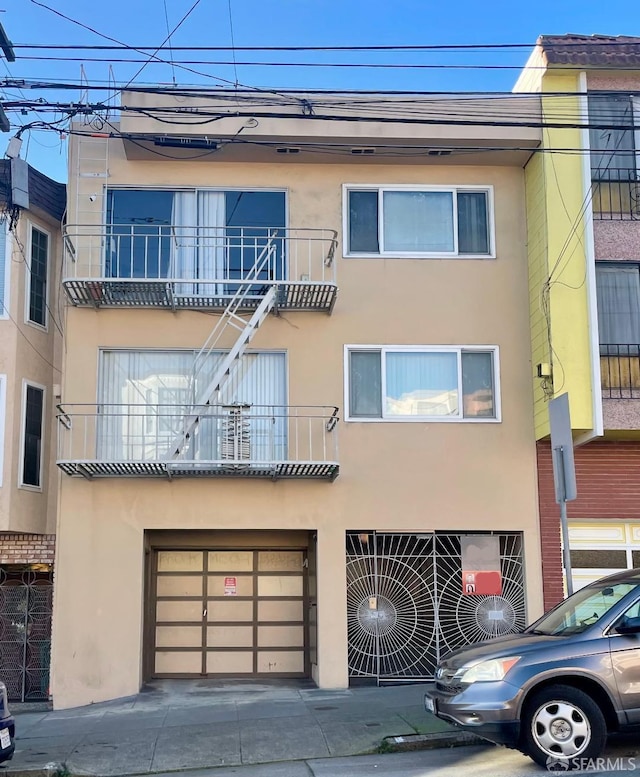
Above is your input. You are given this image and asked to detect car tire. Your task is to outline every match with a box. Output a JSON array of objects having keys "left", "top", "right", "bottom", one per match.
[{"left": 521, "top": 685, "right": 607, "bottom": 769}]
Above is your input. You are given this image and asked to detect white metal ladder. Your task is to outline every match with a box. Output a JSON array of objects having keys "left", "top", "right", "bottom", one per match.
[{"left": 168, "top": 232, "right": 280, "bottom": 459}]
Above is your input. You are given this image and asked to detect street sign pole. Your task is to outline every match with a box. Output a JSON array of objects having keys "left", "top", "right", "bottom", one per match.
[{"left": 549, "top": 394, "right": 577, "bottom": 597}]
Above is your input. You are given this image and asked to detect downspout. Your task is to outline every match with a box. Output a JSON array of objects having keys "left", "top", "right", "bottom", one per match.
[{"left": 574, "top": 70, "right": 604, "bottom": 448}]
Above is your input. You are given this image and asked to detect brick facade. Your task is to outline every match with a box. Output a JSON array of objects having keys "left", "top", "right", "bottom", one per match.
[
  {"left": 537, "top": 439, "right": 640, "bottom": 609},
  {"left": 0, "top": 534, "right": 56, "bottom": 565}
]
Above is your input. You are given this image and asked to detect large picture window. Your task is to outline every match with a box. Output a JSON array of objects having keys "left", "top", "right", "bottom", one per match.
[
  {"left": 345, "top": 186, "right": 492, "bottom": 257},
  {"left": 105, "top": 189, "right": 286, "bottom": 285},
  {"left": 347, "top": 346, "right": 499, "bottom": 421},
  {"left": 99, "top": 350, "right": 286, "bottom": 461}
]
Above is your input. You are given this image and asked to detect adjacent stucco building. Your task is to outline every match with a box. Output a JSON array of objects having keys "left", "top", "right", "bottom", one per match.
[{"left": 0, "top": 158, "right": 65, "bottom": 700}]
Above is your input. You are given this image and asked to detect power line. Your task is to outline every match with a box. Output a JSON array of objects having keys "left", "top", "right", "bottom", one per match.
[{"left": 10, "top": 41, "right": 640, "bottom": 52}]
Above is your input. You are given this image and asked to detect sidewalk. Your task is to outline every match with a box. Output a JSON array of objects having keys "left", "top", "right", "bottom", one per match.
[{"left": 3, "top": 679, "right": 482, "bottom": 777}]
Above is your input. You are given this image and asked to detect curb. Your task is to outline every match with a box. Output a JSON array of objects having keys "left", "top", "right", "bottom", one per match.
[{"left": 384, "top": 730, "right": 492, "bottom": 751}]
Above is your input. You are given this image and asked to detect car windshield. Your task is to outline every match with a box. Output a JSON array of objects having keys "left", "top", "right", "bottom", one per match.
[{"left": 526, "top": 581, "right": 639, "bottom": 636}]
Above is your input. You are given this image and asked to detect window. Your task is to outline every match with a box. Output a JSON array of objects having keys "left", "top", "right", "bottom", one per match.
[
  {"left": 345, "top": 186, "right": 492, "bottom": 257},
  {"left": 588, "top": 93, "right": 639, "bottom": 180},
  {"left": 21, "top": 382, "right": 45, "bottom": 488},
  {"left": 27, "top": 226, "right": 49, "bottom": 327},
  {"left": 99, "top": 350, "right": 286, "bottom": 461},
  {"left": 596, "top": 263, "right": 640, "bottom": 347},
  {"left": 105, "top": 189, "right": 286, "bottom": 282},
  {"left": 346, "top": 346, "right": 499, "bottom": 421}
]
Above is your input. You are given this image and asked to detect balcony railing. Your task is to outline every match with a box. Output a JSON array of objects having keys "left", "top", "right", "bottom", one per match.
[
  {"left": 62, "top": 225, "right": 338, "bottom": 312},
  {"left": 57, "top": 404, "right": 340, "bottom": 480},
  {"left": 600, "top": 345, "right": 640, "bottom": 398},
  {"left": 591, "top": 169, "right": 640, "bottom": 221}
]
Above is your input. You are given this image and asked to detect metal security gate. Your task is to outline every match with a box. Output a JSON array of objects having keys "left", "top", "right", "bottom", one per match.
[
  {"left": 0, "top": 567, "right": 53, "bottom": 701},
  {"left": 346, "top": 532, "right": 525, "bottom": 683}
]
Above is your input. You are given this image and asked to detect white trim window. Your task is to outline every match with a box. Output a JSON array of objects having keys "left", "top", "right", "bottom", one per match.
[
  {"left": 26, "top": 224, "right": 49, "bottom": 328},
  {"left": 346, "top": 345, "right": 500, "bottom": 422},
  {"left": 344, "top": 185, "right": 494, "bottom": 258},
  {"left": 20, "top": 380, "right": 45, "bottom": 489}
]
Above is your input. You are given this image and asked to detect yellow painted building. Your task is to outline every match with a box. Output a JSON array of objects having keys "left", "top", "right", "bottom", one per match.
[{"left": 515, "top": 35, "right": 640, "bottom": 606}]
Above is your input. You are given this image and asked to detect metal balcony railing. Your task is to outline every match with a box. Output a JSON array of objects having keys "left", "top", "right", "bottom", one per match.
[
  {"left": 591, "top": 169, "right": 640, "bottom": 221},
  {"left": 62, "top": 225, "right": 338, "bottom": 312},
  {"left": 600, "top": 345, "right": 640, "bottom": 398},
  {"left": 57, "top": 404, "right": 340, "bottom": 480}
]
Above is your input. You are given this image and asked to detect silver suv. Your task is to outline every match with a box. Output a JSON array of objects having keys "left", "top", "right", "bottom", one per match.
[{"left": 425, "top": 568, "right": 640, "bottom": 768}]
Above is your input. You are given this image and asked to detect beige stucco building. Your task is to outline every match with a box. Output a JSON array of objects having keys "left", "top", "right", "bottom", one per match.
[
  {"left": 0, "top": 159, "right": 65, "bottom": 701},
  {"left": 52, "top": 91, "right": 544, "bottom": 708}
]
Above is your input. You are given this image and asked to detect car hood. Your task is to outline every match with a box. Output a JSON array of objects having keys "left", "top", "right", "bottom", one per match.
[{"left": 438, "top": 632, "right": 564, "bottom": 671}]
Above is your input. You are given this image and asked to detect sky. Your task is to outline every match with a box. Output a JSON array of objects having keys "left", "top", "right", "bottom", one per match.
[{"left": 1, "top": 0, "right": 639, "bottom": 182}]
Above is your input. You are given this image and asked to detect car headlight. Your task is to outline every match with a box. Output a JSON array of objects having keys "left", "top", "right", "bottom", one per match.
[{"left": 455, "top": 656, "right": 521, "bottom": 683}]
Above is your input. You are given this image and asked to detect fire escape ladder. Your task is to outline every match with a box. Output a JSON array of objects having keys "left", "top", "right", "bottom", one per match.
[{"left": 167, "top": 233, "right": 280, "bottom": 459}]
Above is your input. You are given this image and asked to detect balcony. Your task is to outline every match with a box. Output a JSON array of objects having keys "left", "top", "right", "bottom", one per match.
[
  {"left": 592, "top": 170, "right": 640, "bottom": 221},
  {"left": 62, "top": 226, "right": 338, "bottom": 312},
  {"left": 57, "top": 404, "right": 340, "bottom": 481},
  {"left": 600, "top": 345, "right": 640, "bottom": 398}
]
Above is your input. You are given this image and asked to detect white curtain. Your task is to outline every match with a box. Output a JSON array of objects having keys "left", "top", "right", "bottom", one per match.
[
  {"left": 596, "top": 265, "right": 640, "bottom": 346},
  {"left": 197, "top": 191, "right": 225, "bottom": 296},
  {"left": 383, "top": 191, "right": 454, "bottom": 253},
  {"left": 171, "top": 192, "right": 197, "bottom": 294},
  {"left": 385, "top": 351, "right": 458, "bottom": 416},
  {"left": 99, "top": 350, "right": 286, "bottom": 462}
]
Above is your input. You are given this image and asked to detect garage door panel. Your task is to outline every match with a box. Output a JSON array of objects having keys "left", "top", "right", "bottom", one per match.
[
  {"left": 258, "top": 600, "right": 303, "bottom": 622},
  {"left": 258, "top": 625, "right": 304, "bottom": 648},
  {"left": 158, "top": 551, "right": 203, "bottom": 572},
  {"left": 157, "top": 600, "right": 203, "bottom": 622},
  {"left": 257, "top": 651, "right": 304, "bottom": 673},
  {"left": 208, "top": 600, "right": 254, "bottom": 622},
  {"left": 157, "top": 576, "right": 203, "bottom": 597},
  {"left": 206, "top": 651, "right": 253, "bottom": 673},
  {"left": 208, "top": 551, "right": 253, "bottom": 571},
  {"left": 156, "top": 626, "right": 202, "bottom": 648},
  {"left": 258, "top": 551, "right": 303, "bottom": 572},
  {"left": 258, "top": 576, "right": 303, "bottom": 597},
  {"left": 155, "top": 650, "right": 202, "bottom": 674},
  {"left": 207, "top": 626, "right": 253, "bottom": 647}
]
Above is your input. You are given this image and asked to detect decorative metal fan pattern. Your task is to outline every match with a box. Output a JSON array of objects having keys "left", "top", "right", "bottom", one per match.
[
  {"left": 0, "top": 568, "right": 53, "bottom": 701},
  {"left": 346, "top": 532, "right": 525, "bottom": 681}
]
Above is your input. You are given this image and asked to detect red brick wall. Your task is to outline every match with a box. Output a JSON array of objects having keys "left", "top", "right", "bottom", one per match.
[
  {"left": 0, "top": 533, "right": 56, "bottom": 565},
  {"left": 537, "top": 439, "right": 640, "bottom": 609}
]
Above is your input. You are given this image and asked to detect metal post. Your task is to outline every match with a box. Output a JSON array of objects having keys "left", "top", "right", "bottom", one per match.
[{"left": 555, "top": 445, "right": 574, "bottom": 597}]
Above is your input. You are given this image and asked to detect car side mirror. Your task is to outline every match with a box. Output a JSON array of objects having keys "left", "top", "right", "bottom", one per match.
[{"left": 614, "top": 616, "right": 640, "bottom": 635}]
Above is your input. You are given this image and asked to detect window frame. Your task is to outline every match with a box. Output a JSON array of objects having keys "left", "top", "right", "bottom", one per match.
[
  {"left": 25, "top": 223, "right": 50, "bottom": 330},
  {"left": 19, "top": 379, "right": 46, "bottom": 491},
  {"left": 342, "top": 184, "right": 495, "bottom": 259},
  {"left": 343, "top": 344, "right": 501, "bottom": 423}
]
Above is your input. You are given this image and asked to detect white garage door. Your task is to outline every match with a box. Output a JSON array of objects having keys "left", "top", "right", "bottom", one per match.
[{"left": 569, "top": 521, "right": 640, "bottom": 590}]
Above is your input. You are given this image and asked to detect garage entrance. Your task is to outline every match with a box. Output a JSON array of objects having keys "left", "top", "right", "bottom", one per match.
[{"left": 147, "top": 538, "right": 310, "bottom": 678}]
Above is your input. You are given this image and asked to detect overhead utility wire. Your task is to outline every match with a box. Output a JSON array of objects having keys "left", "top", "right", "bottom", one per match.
[
  {"left": 12, "top": 41, "right": 640, "bottom": 51},
  {"left": 15, "top": 56, "right": 640, "bottom": 72}
]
